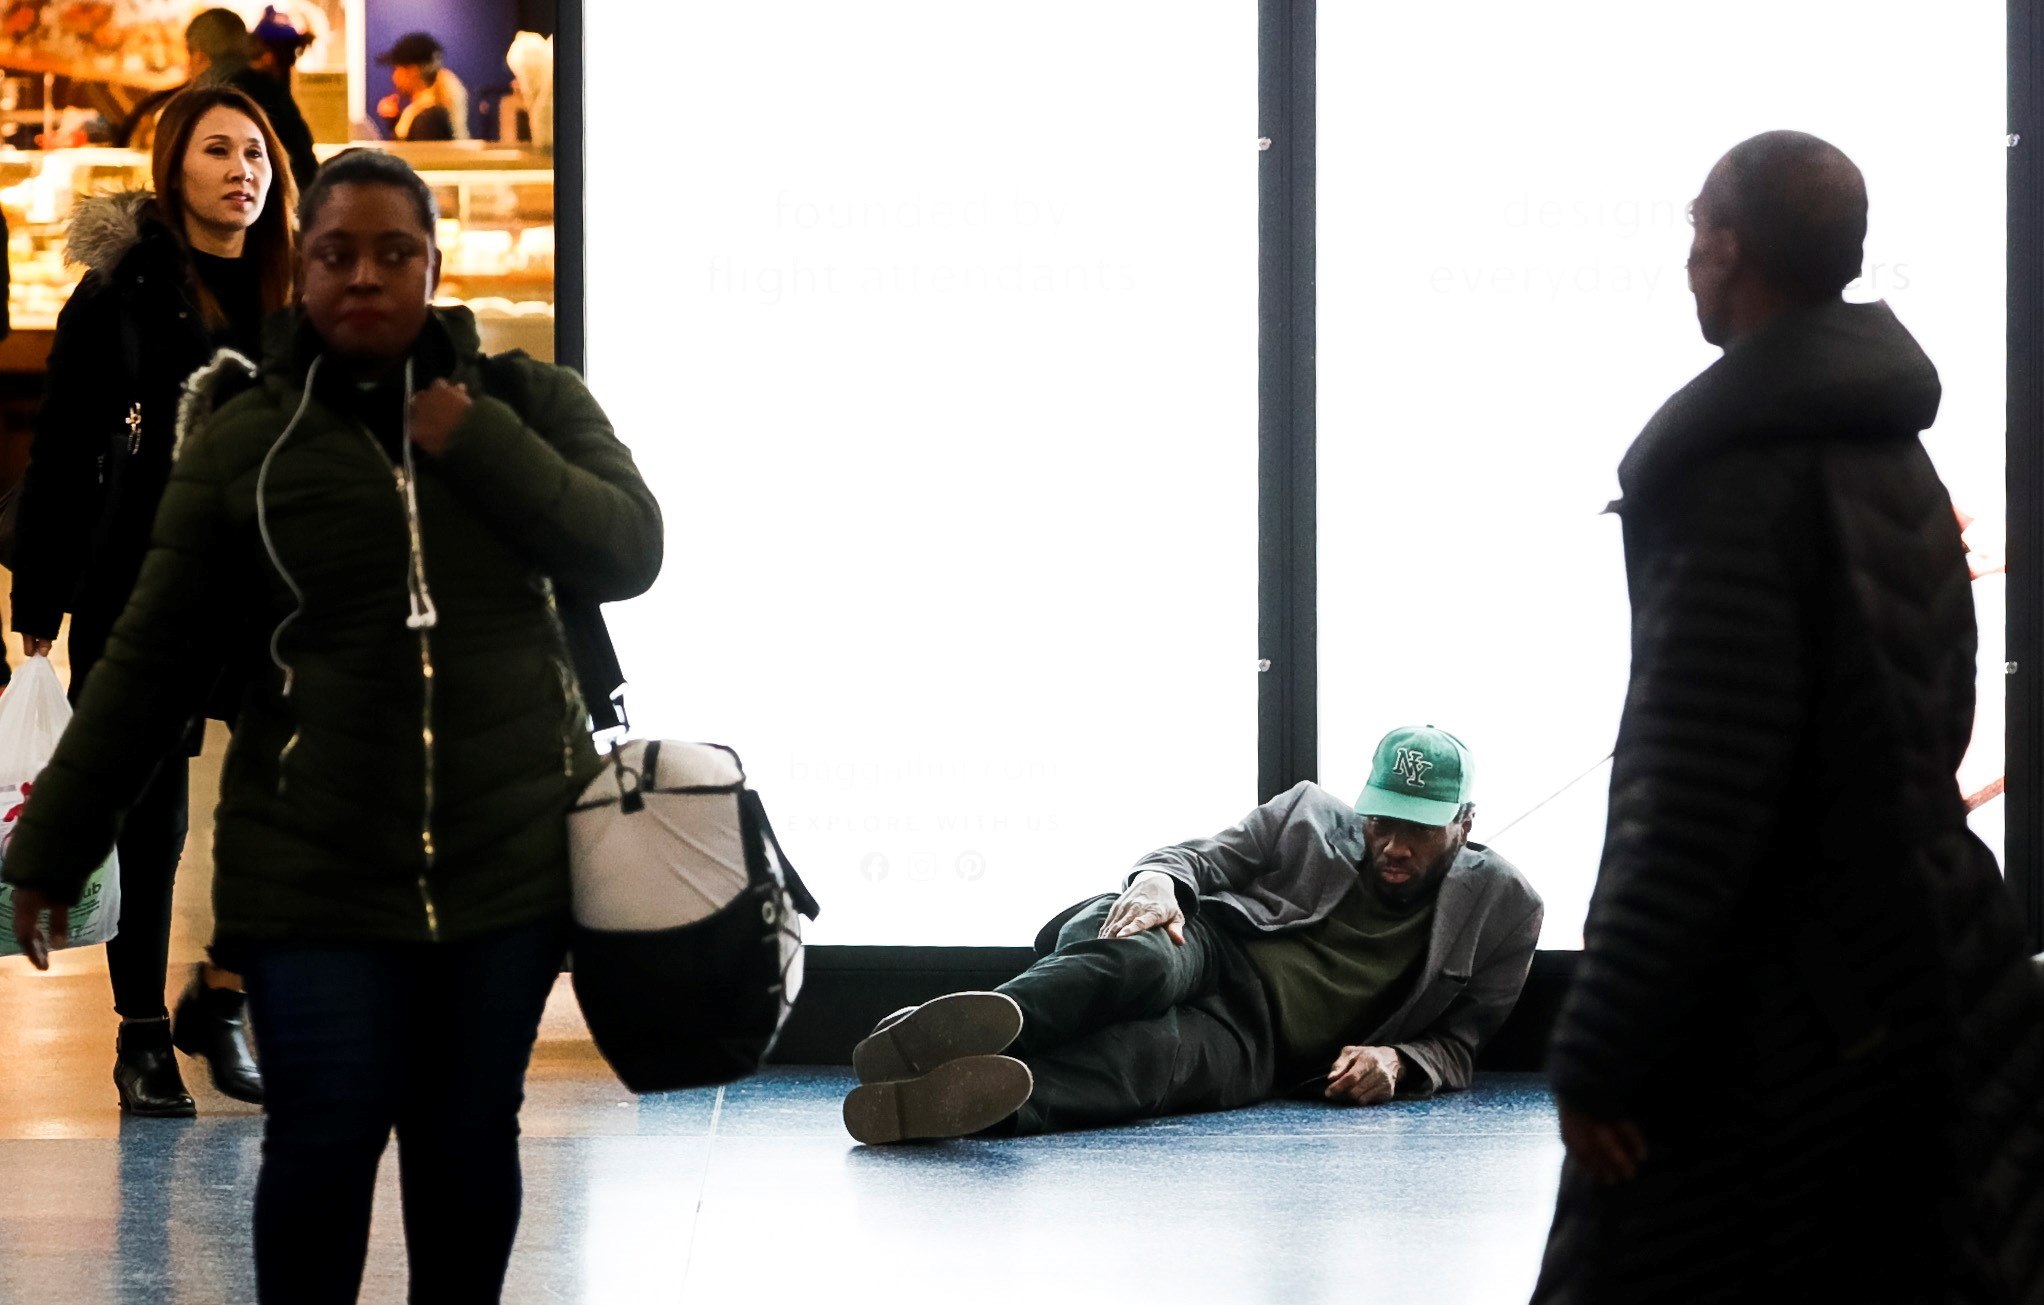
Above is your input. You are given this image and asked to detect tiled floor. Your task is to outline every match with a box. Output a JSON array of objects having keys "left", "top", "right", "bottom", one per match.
[
  {"left": 0, "top": 964, "right": 1566, "bottom": 1305},
  {"left": 0, "top": 711, "right": 1567, "bottom": 1304}
]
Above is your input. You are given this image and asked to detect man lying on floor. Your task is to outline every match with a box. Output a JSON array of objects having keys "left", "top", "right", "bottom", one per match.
[{"left": 842, "top": 726, "right": 1545, "bottom": 1143}]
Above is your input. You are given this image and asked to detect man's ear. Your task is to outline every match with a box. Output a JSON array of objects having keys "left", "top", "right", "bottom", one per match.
[
  {"left": 426, "top": 246, "right": 442, "bottom": 299},
  {"left": 1714, "top": 226, "right": 1743, "bottom": 280},
  {"left": 1695, "top": 223, "right": 1740, "bottom": 281}
]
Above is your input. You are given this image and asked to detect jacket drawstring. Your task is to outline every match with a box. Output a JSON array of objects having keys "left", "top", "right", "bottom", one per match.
[
  {"left": 255, "top": 355, "right": 324, "bottom": 697},
  {"left": 258, "top": 356, "right": 446, "bottom": 659},
  {"left": 399, "top": 359, "right": 440, "bottom": 632}
]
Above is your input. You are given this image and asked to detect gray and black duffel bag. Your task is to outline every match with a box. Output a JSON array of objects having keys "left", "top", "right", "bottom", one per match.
[{"left": 568, "top": 741, "right": 820, "bottom": 1092}]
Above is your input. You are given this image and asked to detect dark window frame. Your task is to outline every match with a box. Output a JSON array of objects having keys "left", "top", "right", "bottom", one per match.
[
  {"left": 2009, "top": 0, "right": 2042, "bottom": 952},
  {"left": 1259, "top": 0, "right": 1317, "bottom": 803},
  {"left": 554, "top": 4, "right": 586, "bottom": 374}
]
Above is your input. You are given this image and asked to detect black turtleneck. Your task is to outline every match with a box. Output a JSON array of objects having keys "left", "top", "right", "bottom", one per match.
[{"left": 189, "top": 249, "right": 265, "bottom": 358}]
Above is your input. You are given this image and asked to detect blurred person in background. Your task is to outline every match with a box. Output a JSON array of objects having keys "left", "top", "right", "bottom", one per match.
[
  {"left": 501, "top": 30, "right": 554, "bottom": 151},
  {"left": 6, "top": 85, "right": 299, "bottom": 1117},
  {"left": 1534, "top": 130, "right": 2044, "bottom": 1304},
  {"left": 250, "top": 5, "right": 317, "bottom": 86},
  {"left": 4, "top": 149, "right": 659, "bottom": 1303},
  {"left": 376, "top": 31, "right": 469, "bottom": 142}
]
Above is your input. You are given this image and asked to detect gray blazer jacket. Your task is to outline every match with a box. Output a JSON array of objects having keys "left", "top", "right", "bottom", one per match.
[{"left": 1122, "top": 781, "right": 1543, "bottom": 1096}]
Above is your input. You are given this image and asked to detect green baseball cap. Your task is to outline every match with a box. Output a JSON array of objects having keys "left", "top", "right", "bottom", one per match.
[{"left": 1355, "top": 725, "right": 1473, "bottom": 826}]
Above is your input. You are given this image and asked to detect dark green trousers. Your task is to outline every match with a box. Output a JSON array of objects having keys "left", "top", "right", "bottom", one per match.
[{"left": 995, "top": 895, "right": 1276, "bottom": 1134}]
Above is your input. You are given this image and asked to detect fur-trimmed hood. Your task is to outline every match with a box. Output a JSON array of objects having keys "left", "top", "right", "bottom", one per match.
[
  {"left": 63, "top": 189, "right": 173, "bottom": 278},
  {"left": 174, "top": 347, "right": 260, "bottom": 461}
]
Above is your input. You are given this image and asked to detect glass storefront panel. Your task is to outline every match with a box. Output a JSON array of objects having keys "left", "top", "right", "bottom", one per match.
[
  {"left": 1319, "top": 2, "right": 2006, "bottom": 946},
  {"left": 587, "top": 2, "right": 1258, "bottom": 945}
]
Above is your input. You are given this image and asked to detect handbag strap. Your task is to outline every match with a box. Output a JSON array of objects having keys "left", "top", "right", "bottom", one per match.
[
  {"left": 613, "top": 739, "right": 661, "bottom": 814},
  {"left": 744, "top": 789, "right": 820, "bottom": 920}
]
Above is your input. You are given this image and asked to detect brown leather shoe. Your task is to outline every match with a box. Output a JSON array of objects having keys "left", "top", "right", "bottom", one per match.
[
  {"left": 851, "top": 991, "right": 1022, "bottom": 1083},
  {"left": 842, "top": 1054, "right": 1032, "bottom": 1144}
]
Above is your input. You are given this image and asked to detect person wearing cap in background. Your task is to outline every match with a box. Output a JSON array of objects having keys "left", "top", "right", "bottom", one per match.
[
  {"left": 376, "top": 32, "right": 469, "bottom": 142},
  {"left": 841, "top": 726, "right": 1544, "bottom": 1143},
  {"left": 250, "top": 5, "right": 316, "bottom": 84}
]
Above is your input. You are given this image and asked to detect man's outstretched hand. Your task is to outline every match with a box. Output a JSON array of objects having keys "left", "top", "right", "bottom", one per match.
[
  {"left": 1098, "top": 870, "right": 1187, "bottom": 945},
  {"left": 1325, "top": 1044, "right": 1403, "bottom": 1106},
  {"left": 1558, "top": 1104, "right": 1647, "bottom": 1185}
]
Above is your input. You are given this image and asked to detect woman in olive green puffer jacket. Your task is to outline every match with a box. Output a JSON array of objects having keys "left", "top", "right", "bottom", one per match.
[
  {"left": 4, "top": 229, "right": 661, "bottom": 957},
  {"left": 2, "top": 150, "right": 662, "bottom": 1304}
]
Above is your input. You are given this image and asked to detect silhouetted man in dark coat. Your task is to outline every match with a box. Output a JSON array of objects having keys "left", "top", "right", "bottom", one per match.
[{"left": 1535, "top": 131, "right": 2044, "bottom": 1305}]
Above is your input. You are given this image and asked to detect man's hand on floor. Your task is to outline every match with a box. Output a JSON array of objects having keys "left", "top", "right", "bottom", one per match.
[
  {"left": 1098, "top": 871, "right": 1187, "bottom": 945},
  {"left": 1325, "top": 1045, "right": 1403, "bottom": 1105}
]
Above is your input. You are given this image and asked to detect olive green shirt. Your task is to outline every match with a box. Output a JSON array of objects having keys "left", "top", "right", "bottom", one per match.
[{"left": 1239, "top": 878, "right": 1437, "bottom": 1078}]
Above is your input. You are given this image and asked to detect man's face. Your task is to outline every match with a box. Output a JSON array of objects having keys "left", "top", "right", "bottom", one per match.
[
  {"left": 1360, "top": 812, "right": 1470, "bottom": 906},
  {"left": 392, "top": 63, "right": 428, "bottom": 98},
  {"left": 1686, "top": 158, "right": 1741, "bottom": 347},
  {"left": 299, "top": 182, "right": 439, "bottom": 370}
]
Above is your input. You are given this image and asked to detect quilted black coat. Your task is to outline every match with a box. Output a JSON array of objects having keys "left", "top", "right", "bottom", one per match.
[{"left": 1536, "top": 300, "right": 2044, "bottom": 1304}]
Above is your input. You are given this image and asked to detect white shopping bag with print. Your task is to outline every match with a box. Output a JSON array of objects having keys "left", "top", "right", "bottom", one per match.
[{"left": 0, "top": 656, "right": 120, "bottom": 956}]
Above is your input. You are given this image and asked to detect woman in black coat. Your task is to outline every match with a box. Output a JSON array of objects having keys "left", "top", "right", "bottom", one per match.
[{"left": 7, "top": 84, "right": 298, "bottom": 1117}]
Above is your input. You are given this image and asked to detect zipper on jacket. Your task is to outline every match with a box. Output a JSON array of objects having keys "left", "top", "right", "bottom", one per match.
[
  {"left": 357, "top": 427, "right": 443, "bottom": 942},
  {"left": 537, "top": 577, "right": 583, "bottom": 779},
  {"left": 415, "top": 596, "right": 441, "bottom": 939},
  {"left": 274, "top": 661, "right": 302, "bottom": 799},
  {"left": 276, "top": 724, "right": 300, "bottom": 796}
]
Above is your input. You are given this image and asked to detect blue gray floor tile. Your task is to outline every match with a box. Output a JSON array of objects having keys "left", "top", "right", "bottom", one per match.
[{"left": 0, "top": 973, "right": 1565, "bottom": 1305}]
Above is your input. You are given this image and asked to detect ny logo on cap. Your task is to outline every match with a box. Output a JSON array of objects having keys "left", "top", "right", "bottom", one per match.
[{"left": 1393, "top": 747, "right": 1433, "bottom": 788}]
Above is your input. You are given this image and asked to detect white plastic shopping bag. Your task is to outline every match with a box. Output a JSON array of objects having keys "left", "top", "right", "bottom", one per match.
[{"left": 0, "top": 656, "right": 120, "bottom": 957}]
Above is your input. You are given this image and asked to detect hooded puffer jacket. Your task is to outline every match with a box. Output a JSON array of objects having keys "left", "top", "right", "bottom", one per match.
[
  {"left": 1536, "top": 300, "right": 2044, "bottom": 1304},
  {"left": 0, "top": 306, "right": 664, "bottom": 954}
]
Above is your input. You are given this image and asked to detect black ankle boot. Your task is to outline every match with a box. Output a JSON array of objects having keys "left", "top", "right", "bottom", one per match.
[
  {"left": 171, "top": 969, "right": 264, "bottom": 1104},
  {"left": 115, "top": 1018, "right": 196, "bottom": 1118}
]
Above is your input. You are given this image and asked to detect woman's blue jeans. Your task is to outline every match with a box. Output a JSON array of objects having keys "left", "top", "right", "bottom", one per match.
[{"left": 239, "top": 914, "right": 568, "bottom": 1305}]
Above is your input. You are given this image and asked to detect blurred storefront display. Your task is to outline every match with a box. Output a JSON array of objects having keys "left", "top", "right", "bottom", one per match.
[
  {"left": 0, "top": 0, "right": 556, "bottom": 490},
  {"left": 0, "top": 140, "right": 556, "bottom": 367}
]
